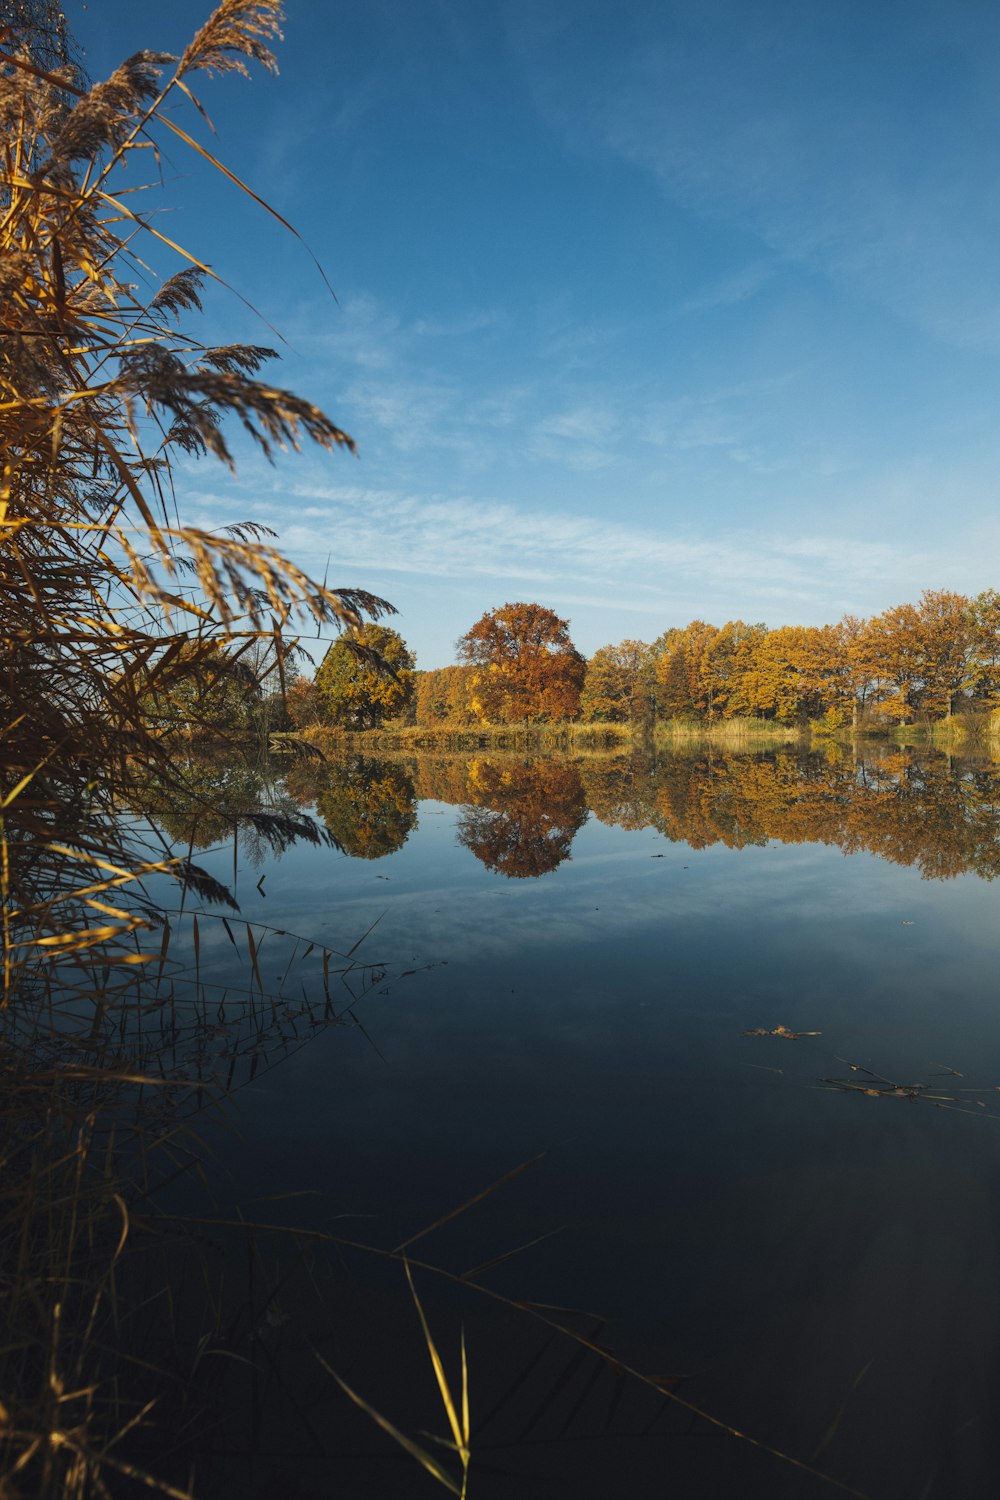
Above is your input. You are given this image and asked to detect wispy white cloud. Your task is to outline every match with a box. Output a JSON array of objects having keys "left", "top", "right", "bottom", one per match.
[
  {"left": 672, "top": 259, "right": 778, "bottom": 318},
  {"left": 412, "top": 309, "right": 503, "bottom": 338},
  {"left": 184, "top": 467, "right": 939, "bottom": 630},
  {"left": 530, "top": 402, "right": 622, "bottom": 470},
  {"left": 284, "top": 289, "right": 809, "bottom": 488}
]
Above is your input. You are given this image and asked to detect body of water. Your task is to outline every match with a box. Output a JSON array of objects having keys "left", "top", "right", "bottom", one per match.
[{"left": 143, "top": 745, "right": 1000, "bottom": 1499}]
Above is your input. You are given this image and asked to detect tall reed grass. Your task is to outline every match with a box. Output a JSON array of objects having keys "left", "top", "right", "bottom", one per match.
[
  {"left": 306, "top": 721, "right": 635, "bottom": 754},
  {"left": 0, "top": 3, "right": 398, "bottom": 1491},
  {"left": 653, "top": 716, "right": 804, "bottom": 747}
]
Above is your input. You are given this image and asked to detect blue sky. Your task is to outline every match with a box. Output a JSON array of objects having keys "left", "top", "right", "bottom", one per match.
[{"left": 80, "top": 0, "right": 1000, "bottom": 668}]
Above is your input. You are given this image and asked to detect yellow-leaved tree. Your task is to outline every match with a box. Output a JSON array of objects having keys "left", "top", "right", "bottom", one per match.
[{"left": 315, "top": 624, "right": 416, "bottom": 729}]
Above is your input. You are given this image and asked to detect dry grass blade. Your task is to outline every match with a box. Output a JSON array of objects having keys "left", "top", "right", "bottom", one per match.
[
  {"left": 315, "top": 1356, "right": 464, "bottom": 1497},
  {"left": 315, "top": 1262, "right": 470, "bottom": 1497},
  {"left": 812, "top": 1359, "right": 874, "bottom": 1461},
  {"left": 393, "top": 1152, "right": 545, "bottom": 1254},
  {"left": 404, "top": 1261, "right": 470, "bottom": 1464}
]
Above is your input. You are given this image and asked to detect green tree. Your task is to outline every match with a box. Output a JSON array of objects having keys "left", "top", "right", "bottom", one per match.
[
  {"left": 140, "top": 639, "right": 262, "bottom": 737},
  {"left": 315, "top": 625, "right": 416, "bottom": 730}
]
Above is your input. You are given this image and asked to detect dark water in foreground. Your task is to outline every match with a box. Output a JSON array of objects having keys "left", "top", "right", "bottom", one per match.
[{"left": 153, "top": 746, "right": 1000, "bottom": 1499}]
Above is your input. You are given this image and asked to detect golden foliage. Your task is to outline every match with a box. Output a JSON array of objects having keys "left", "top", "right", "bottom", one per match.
[
  {"left": 0, "top": 4, "right": 394, "bottom": 1001},
  {"left": 457, "top": 602, "right": 585, "bottom": 724},
  {"left": 315, "top": 624, "right": 416, "bottom": 731}
]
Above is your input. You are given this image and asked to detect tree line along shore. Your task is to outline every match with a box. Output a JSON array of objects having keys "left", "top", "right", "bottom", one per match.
[{"left": 280, "top": 590, "right": 1000, "bottom": 741}]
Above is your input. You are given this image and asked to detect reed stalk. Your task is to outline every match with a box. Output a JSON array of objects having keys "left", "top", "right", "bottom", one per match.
[{"left": 0, "top": 4, "right": 397, "bottom": 1490}]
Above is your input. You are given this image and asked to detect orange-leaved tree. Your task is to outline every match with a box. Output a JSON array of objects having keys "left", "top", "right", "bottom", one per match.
[
  {"left": 701, "top": 620, "right": 767, "bottom": 719},
  {"left": 727, "top": 625, "right": 843, "bottom": 722},
  {"left": 456, "top": 758, "right": 587, "bottom": 876},
  {"left": 457, "top": 603, "right": 585, "bottom": 723},
  {"left": 971, "top": 589, "right": 1000, "bottom": 705},
  {"left": 414, "top": 663, "right": 476, "bottom": 724},
  {"left": 912, "top": 588, "right": 976, "bottom": 719}
]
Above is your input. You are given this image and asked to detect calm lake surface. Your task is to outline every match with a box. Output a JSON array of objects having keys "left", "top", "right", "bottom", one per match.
[{"left": 153, "top": 745, "right": 1000, "bottom": 1499}]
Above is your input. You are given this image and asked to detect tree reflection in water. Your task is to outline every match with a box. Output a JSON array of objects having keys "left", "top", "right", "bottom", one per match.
[
  {"left": 454, "top": 758, "right": 588, "bottom": 877},
  {"left": 633, "top": 748, "right": 1000, "bottom": 880},
  {"left": 148, "top": 744, "right": 1000, "bottom": 882},
  {"left": 306, "top": 755, "right": 418, "bottom": 860},
  {"left": 131, "top": 747, "right": 332, "bottom": 863}
]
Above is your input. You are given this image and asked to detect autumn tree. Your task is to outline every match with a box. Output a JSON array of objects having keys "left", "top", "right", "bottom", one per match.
[
  {"left": 868, "top": 603, "right": 925, "bottom": 722},
  {"left": 791, "top": 624, "right": 847, "bottom": 720},
  {"left": 913, "top": 589, "right": 976, "bottom": 719},
  {"left": 657, "top": 643, "right": 694, "bottom": 718},
  {"left": 971, "top": 590, "right": 1000, "bottom": 704},
  {"left": 653, "top": 621, "right": 720, "bottom": 719},
  {"left": 835, "top": 616, "right": 885, "bottom": 731},
  {"left": 315, "top": 625, "right": 416, "bottom": 730},
  {"left": 285, "top": 676, "right": 327, "bottom": 729},
  {"left": 580, "top": 640, "right": 654, "bottom": 722},
  {"left": 579, "top": 756, "right": 656, "bottom": 829},
  {"left": 415, "top": 668, "right": 450, "bottom": 724},
  {"left": 446, "top": 664, "right": 476, "bottom": 723},
  {"left": 414, "top": 664, "right": 476, "bottom": 725},
  {"left": 728, "top": 625, "right": 842, "bottom": 722},
  {"left": 701, "top": 620, "right": 767, "bottom": 719},
  {"left": 457, "top": 603, "right": 585, "bottom": 723},
  {"left": 835, "top": 593, "right": 981, "bottom": 723}
]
